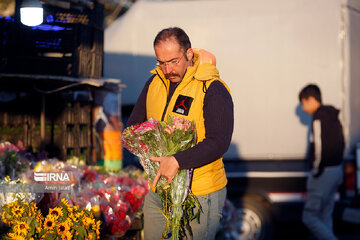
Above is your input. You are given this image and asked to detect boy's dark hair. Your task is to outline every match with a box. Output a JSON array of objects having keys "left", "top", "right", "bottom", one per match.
[
  {"left": 153, "top": 27, "right": 192, "bottom": 52},
  {"left": 299, "top": 84, "right": 322, "bottom": 103}
]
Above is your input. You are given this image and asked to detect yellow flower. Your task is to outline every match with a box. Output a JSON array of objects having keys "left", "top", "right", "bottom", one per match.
[
  {"left": 66, "top": 218, "right": 73, "bottom": 228},
  {"left": 36, "top": 225, "right": 42, "bottom": 234},
  {"left": 94, "top": 220, "right": 101, "bottom": 236},
  {"left": 61, "top": 231, "right": 73, "bottom": 240},
  {"left": 49, "top": 207, "right": 63, "bottom": 219},
  {"left": 43, "top": 215, "right": 57, "bottom": 230},
  {"left": 36, "top": 211, "right": 43, "bottom": 223},
  {"left": 7, "top": 232, "right": 26, "bottom": 240},
  {"left": 75, "top": 211, "right": 84, "bottom": 221},
  {"left": 57, "top": 221, "right": 70, "bottom": 234},
  {"left": 82, "top": 216, "right": 95, "bottom": 228},
  {"left": 68, "top": 212, "right": 75, "bottom": 221},
  {"left": 12, "top": 206, "right": 25, "bottom": 218},
  {"left": 7, "top": 201, "right": 17, "bottom": 209},
  {"left": 61, "top": 198, "right": 71, "bottom": 209},
  {"left": 13, "top": 221, "right": 30, "bottom": 236},
  {"left": 86, "top": 232, "right": 94, "bottom": 240},
  {"left": 35, "top": 216, "right": 43, "bottom": 233},
  {"left": 7, "top": 232, "right": 17, "bottom": 238},
  {"left": 30, "top": 202, "right": 38, "bottom": 216},
  {"left": 1, "top": 211, "right": 10, "bottom": 225},
  {"left": 35, "top": 215, "right": 43, "bottom": 233}
]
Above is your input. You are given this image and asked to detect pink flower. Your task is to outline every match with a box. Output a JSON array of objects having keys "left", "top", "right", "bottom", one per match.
[
  {"left": 164, "top": 125, "right": 174, "bottom": 135},
  {"left": 135, "top": 119, "right": 158, "bottom": 134},
  {"left": 170, "top": 116, "right": 193, "bottom": 132},
  {"left": 0, "top": 141, "right": 19, "bottom": 152},
  {"left": 130, "top": 124, "right": 140, "bottom": 135},
  {"left": 16, "top": 140, "right": 25, "bottom": 150}
]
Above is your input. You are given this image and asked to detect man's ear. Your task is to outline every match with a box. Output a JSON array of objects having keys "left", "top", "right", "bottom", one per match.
[{"left": 186, "top": 48, "right": 194, "bottom": 61}]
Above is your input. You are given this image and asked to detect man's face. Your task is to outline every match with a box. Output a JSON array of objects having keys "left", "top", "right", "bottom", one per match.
[
  {"left": 301, "top": 97, "right": 319, "bottom": 115},
  {"left": 154, "top": 38, "right": 192, "bottom": 83}
]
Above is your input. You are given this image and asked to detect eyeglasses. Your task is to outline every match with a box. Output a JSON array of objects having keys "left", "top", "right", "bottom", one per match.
[{"left": 156, "top": 54, "right": 184, "bottom": 68}]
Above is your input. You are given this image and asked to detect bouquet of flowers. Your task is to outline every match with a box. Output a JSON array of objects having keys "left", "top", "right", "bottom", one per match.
[
  {"left": 122, "top": 115, "right": 202, "bottom": 239},
  {"left": 0, "top": 176, "right": 40, "bottom": 208},
  {"left": 0, "top": 198, "right": 100, "bottom": 240},
  {"left": 71, "top": 167, "right": 149, "bottom": 237},
  {"left": 0, "top": 141, "right": 31, "bottom": 179}
]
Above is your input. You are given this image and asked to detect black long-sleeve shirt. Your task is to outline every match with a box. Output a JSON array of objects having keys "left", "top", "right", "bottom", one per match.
[
  {"left": 126, "top": 77, "right": 234, "bottom": 170},
  {"left": 310, "top": 105, "right": 344, "bottom": 177}
]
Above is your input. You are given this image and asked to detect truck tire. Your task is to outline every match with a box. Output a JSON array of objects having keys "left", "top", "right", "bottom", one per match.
[{"left": 234, "top": 197, "right": 273, "bottom": 240}]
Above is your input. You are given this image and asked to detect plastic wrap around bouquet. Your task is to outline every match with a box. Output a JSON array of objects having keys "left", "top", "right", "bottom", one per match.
[
  {"left": 122, "top": 115, "right": 202, "bottom": 239},
  {"left": 71, "top": 167, "right": 149, "bottom": 237},
  {"left": 0, "top": 141, "right": 32, "bottom": 180}
]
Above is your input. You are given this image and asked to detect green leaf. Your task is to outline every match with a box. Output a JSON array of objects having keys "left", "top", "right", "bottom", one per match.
[
  {"left": 28, "top": 218, "right": 37, "bottom": 235},
  {"left": 44, "top": 232, "right": 57, "bottom": 240},
  {"left": 39, "top": 228, "right": 48, "bottom": 236},
  {"left": 73, "top": 223, "right": 87, "bottom": 239}
]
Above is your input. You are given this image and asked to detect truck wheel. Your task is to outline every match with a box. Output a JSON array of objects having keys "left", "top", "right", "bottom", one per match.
[{"left": 234, "top": 198, "right": 273, "bottom": 240}]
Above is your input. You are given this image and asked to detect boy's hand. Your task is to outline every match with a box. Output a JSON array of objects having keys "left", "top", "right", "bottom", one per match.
[
  {"left": 151, "top": 156, "right": 179, "bottom": 186},
  {"left": 312, "top": 167, "right": 324, "bottom": 178}
]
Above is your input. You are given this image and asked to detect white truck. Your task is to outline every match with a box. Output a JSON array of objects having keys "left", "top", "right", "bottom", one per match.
[{"left": 103, "top": 0, "right": 360, "bottom": 239}]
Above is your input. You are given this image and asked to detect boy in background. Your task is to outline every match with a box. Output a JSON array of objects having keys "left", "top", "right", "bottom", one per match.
[{"left": 299, "top": 84, "right": 345, "bottom": 240}]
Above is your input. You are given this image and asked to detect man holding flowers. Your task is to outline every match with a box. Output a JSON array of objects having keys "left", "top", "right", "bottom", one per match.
[{"left": 127, "top": 27, "right": 234, "bottom": 239}]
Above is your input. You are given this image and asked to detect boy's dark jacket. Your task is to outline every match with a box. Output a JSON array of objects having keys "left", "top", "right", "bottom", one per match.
[{"left": 309, "top": 105, "right": 345, "bottom": 177}]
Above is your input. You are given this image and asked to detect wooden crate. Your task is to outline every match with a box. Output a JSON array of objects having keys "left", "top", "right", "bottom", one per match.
[{"left": 0, "top": 91, "right": 93, "bottom": 163}]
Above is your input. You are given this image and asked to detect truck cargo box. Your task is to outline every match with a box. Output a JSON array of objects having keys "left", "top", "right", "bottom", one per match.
[{"left": 104, "top": 0, "right": 360, "bottom": 161}]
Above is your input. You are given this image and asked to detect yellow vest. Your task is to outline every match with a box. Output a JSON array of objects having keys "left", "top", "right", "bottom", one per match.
[{"left": 146, "top": 53, "right": 229, "bottom": 196}]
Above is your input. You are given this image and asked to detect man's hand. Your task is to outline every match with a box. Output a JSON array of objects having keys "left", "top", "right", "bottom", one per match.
[{"left": 151, "top": 156, "right": 179, "bottom": 187}]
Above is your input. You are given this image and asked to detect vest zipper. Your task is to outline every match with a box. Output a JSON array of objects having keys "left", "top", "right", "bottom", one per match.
[{"left": 161, "top": 95, "right": 171, "bottom": 121}]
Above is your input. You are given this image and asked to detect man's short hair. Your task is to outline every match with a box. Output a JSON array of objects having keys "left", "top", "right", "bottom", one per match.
[
  {"left": 153, "top": 27, "right": 191, "bottom": 52},
  {"left": 299, "top": 84, "right": 322, "bottom": 103}
]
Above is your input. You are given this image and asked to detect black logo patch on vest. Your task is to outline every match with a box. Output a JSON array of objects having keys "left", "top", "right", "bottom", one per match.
[{"left": 172, "top": 95, "right": 193, "bottom": 116}]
